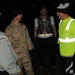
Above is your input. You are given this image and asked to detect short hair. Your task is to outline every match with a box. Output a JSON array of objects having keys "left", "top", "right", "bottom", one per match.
[{"left": 40, "top": 6, "right": 47, "bottom": 11}]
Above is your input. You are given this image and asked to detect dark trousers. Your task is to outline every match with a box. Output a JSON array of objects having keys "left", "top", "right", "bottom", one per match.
[
  {"left": 0, "top": 71, "right": 9, "bottom": 75},
  {"left": 37, "top": 36, "right": 57, "bottom": 66},
  {"left": 60, "top": 55, "right": 75, "bottom": 75}
]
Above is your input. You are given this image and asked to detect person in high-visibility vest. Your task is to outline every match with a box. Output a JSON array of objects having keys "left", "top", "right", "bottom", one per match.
[{"left": 57, "top": 3, "right": 75, "bottom": 75}]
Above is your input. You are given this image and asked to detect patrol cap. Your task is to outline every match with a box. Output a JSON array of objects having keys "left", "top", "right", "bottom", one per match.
[
  {"left": 11, "top": 8, "right": 22, "bottom": 19},
  {"left": 57, "top": 3, "right": 70, "bottom": 14}
]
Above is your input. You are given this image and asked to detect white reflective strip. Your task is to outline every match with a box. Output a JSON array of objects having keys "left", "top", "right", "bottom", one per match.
[
  {"left": 66, "top": 62, "right": 73, "bottom": 73},
  {"left": 59, "top": 20, "right": 62, "bottom": 27},
  {"left": 59, "top": 37, "right": 75, "bottom": 42},
  {"left": 66, "top": 19, "right": 74, "bottom": 30}
]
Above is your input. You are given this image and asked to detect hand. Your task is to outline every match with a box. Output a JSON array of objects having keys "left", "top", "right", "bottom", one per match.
[
  {"left": 54, "top": 34, "right": 57, "bottom": 37},
  {"left": 34, "top": 38, "right": 38, "bottom": 46}
]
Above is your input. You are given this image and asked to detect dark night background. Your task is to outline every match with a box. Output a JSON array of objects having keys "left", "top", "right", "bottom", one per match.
[
  {"left": 0, "top": 0, "right": 75, "bottom": 37},
  {"left": 0, "top": 0, "right": 75, "bottom": 75}
]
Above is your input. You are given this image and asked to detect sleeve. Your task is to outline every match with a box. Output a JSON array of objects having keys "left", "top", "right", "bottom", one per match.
[
  {"left": 34, "top": 18, "right": 38, "bottom": 27},
  {"left": 0, "top": 37, "right": 20, "bottom": 75},
  {"left": 24, "top": 26, "right": 34, "bottom": 50},
  {"left": 50, "top": 16, "right": 55, "bottom": 25},
  {"left": 5, "top": 27, "right": 12, "bottom": 44}
]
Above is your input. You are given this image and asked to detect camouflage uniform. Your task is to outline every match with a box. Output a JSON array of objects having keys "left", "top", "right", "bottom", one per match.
[{"left": 5, "top": 21, "right": 34, "bottom": 75}]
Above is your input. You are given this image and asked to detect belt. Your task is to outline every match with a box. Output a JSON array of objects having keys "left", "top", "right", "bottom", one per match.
[
  {"left": 38, "top": 33, "right": 53, "bottom": 37},
  {"left": 38, "top": 33, "right": 53, "bottom": 38}
]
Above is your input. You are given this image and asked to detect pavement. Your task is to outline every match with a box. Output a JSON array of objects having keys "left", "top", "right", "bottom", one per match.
[{"left": 29, "top": 47, "right": 65, "bottom": 75}]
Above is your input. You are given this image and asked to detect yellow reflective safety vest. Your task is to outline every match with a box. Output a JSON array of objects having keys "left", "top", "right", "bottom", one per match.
[{"left": 58, "top": 17, "right": 75, "bottom": 57}]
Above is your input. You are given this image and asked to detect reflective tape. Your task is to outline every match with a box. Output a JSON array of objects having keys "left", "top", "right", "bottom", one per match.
[{"left": 58, "top": 37, "right": 75, "bottom": 42}]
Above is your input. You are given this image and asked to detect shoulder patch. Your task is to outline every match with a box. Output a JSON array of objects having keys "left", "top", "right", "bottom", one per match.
[{"left": 5, "top": 28, "right": 10, "bottom": 32}]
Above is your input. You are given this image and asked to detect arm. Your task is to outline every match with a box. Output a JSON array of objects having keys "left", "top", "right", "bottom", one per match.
[
  {"left": 5, "top": 27, "right": 12, "bottom": 44},
  {"left": 50, "top": 16, "right": 57, "bottom": 37},
  {"left": 52, "top": 24, "right": 57, "bottom": 37},
  {"left": 0, "top": 36, "right": 20, "bottom": 75},
  {"left": 34, "top": 27, "right": 38, "bottom": 38},
  {"left": 34, "top": 18, "right": 38, "bottom": 38},
  {"left": 24, "top": 26, "right": 34, "bottom": 50}
]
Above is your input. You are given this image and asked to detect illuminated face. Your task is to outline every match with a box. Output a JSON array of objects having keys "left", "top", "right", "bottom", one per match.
[
  {"left": 56, "top": 11, "right": 64, "bottom": 20},
  {"left": 16, "top": 14, "right": 23, "bottom": 21},
  {"left": 40, "top": 8, "right": 48, "bottom": 16}
]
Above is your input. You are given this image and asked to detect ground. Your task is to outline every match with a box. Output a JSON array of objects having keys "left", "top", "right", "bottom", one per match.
[{"left": 29, "top": 46, "right": 65, "bottom": 75}]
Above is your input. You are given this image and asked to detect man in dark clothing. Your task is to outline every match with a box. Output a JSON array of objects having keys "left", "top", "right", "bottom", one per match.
[{"left": 34, "top": 6, "right": 57, "bottom": 69}]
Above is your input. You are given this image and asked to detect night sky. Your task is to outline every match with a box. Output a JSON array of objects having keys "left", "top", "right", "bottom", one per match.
[{"left": 0, "top": 0, "right": 75, "bottom": 39}]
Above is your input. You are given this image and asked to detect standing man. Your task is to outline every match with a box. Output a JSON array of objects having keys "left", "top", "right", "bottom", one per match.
[
  {"left": 57, "top": 3, "right": 75, "bottom": 75},
  {"left": 34, "top": 6, "right": 57, "bottom": 69},
  {"left": 5, "top": 8, "right": 34, "bottom": 75},
  {"left": 0, "top": 31, "right": 20, "bottom": 75}
]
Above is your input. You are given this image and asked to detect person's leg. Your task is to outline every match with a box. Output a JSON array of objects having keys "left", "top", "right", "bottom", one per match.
[
  {"left": 37, "top": 38, "right": 45, "bottom": 67},
  {"left": 17, "top": 58, "right": 24, "bottom": 75},
  {"left": 73, "top": 55, "right": 75, "bottom": 74},
  {"left": 46, "top": 37, "right": 56, "bottom": 67},
  {"left": 23, "top": 52, "right": 34, "bottom": 75},
  {"left": 61, "top": 56, "right": 74, "bottom": 75},
  {"left": 47, "top": 48, "right": 56, "bottom": 66}
]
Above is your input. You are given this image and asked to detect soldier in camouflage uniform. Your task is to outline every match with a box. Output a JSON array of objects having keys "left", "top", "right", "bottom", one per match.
[{"left": 5, "top": 8, "right": 34, "bottom": 75}]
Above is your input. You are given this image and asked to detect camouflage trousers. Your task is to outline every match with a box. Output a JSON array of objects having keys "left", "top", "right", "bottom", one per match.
[{"left": 17, "top": 53, "right": 34, "bottom": 75}]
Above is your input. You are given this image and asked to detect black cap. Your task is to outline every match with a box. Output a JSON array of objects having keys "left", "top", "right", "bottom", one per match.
[{"left": 11, "top": 8, "right": 22, "bottom": 19}]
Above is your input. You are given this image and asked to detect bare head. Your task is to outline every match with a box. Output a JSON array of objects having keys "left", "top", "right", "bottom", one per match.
[{"left": 40, "top": 6, "right": 48, "bottom": 16}]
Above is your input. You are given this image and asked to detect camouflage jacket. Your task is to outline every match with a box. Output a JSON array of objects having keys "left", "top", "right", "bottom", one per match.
[{"left": 5, "top": 21, "right": 34, "bottom": 58}]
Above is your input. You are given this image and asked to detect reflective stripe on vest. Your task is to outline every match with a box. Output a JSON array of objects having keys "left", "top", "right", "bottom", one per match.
[{"left": 58, "top": 19, "right": 75, "bottom": 43}]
